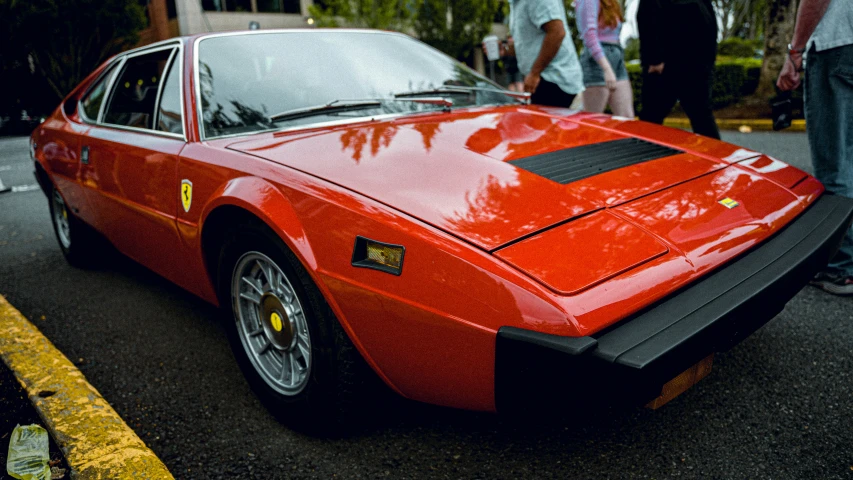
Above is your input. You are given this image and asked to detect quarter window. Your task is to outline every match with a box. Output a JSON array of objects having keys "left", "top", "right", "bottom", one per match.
[
  {"left": 157, "top": 55, "right": 183, "bottom": 135},
  {"left": 103, "top": 48, "right": 175, "bottom": 130},
  {"left": 79, "top": 62, "right": 120, "bottom": 122}
]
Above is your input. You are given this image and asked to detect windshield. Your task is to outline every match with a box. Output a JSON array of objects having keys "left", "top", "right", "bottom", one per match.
[{"left": 197, "top": 31, "right": 516, "bottom": 139}]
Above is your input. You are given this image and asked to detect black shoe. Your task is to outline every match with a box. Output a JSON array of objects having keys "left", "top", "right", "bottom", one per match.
[{"left": 810, "top": 271, "right": 853, "bottom": 296}]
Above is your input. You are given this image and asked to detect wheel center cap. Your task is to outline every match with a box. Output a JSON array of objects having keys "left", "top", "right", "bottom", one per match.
[{"left": 261, "top": 293, "right": 295, "bottom": 350}]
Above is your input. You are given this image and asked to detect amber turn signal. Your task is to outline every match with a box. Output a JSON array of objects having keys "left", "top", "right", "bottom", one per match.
[{"left": 351, "top": 236, "right": 405, "bottom": 275}]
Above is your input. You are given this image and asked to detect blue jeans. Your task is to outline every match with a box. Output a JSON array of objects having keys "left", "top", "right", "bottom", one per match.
[{"left": 806, "top": 43, "right": 853, "bottom": 276}]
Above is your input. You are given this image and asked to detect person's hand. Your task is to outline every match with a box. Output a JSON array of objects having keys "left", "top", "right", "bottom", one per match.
[
  {"left": 777, "top": 54, "right": 802, "bottom": 91},
  {"left": 505, "top": 36, "right": 515, "bottom": 57},
  {"left": 524, "top": 72, "right": 541, "bottom": 94},
  {"left": 604, "top": 66, "right": 617, "bottom": 90},
  {"left": 648, "top": 63, "right": 665, "bottom": 75}
]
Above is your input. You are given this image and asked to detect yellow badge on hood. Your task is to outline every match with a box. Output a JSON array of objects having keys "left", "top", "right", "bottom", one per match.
[
  {"left": 181, "top": 179, "right": 193, "bottom": 213},
  {"left": 718, "top": 197, "right": 739, "bottom": 209}
]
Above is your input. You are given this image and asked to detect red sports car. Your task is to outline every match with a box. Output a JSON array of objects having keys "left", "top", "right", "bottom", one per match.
[{"left": 31, "top": 30, "right": 853, "bottom": 430}]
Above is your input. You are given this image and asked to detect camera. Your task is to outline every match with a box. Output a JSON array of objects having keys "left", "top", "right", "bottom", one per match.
[{"left": 771, "top": 90, "right": 793, "bottom": 131}]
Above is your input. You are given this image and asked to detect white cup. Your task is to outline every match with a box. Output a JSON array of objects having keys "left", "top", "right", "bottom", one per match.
[{"left": 483, "top": 35, "right": 500, "bottom": 61}]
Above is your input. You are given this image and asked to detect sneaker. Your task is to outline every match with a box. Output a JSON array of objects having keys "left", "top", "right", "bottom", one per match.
[{"left": 809, "top": 271, "right": 853, "bottom": 296}]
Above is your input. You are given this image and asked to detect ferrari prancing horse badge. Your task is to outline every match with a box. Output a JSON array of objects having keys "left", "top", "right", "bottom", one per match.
[
  {"left": 181, "top": 179, "right": 193, "bottom": 213},
  {"left": 718, "top": 197, "right": 739, "bottom": 209}
]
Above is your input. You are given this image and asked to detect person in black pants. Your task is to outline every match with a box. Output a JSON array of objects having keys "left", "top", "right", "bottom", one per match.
[{"left": 637, "top": 0, "right": 721, "bottom": 139}]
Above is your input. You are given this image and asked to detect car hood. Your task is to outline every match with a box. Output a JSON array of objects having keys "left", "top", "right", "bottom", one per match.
[{"left": 226, "top": 106, "right": 800, "bottom": 253}]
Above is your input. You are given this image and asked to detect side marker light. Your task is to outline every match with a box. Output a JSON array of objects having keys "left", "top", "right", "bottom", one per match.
[{"left": 351, "top": 236, "right": 405, "bottom": 276}]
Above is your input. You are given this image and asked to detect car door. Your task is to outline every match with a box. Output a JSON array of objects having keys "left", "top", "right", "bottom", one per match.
[
  {"left": 41, "top": 62, "right": 124, "bottom": 226},
  {"left": 79, "top": 43, "right": 193, "bottom": 285}
]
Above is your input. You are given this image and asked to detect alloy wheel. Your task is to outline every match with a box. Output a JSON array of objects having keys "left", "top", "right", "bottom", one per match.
[{"left": 231, "top": 251, "right": 312, "bottom": 395}]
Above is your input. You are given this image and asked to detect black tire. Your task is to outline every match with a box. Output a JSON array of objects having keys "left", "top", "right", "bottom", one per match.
[
  {"left": 48, "top": 184, "right": 101, "bottom": 268},
  {"left": 217, "top": 221, "right": 373, "bottom": 434}
]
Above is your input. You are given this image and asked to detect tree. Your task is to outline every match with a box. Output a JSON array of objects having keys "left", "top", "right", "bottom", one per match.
[
  {"left": 0, "top": 1, "right": 28, "bottom": 113},
  {"left": 413, "top": 0, "right": 501, "bottom": 61},
  {"left": 711, "top": 0, "right": 764, "bottom": 40},
  {"left": 755, "top": 0, "right": 798, "bottom": 98},
  {"left": 729, "top": 0, "right": 768, "bottom": 40},
  {"left": 308, "top": 0, "right": 411, "bottom": 29},
  {"left": 563, "top": 0, "right": 584, "bottom": 53},
  {"left": 4, "top": 0, "right": 147, "bottom": 101}
]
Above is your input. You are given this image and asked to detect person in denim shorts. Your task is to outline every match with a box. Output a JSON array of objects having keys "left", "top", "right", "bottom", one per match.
[{"left": 576, "top": 0, "right": 634, "bottom": 117}]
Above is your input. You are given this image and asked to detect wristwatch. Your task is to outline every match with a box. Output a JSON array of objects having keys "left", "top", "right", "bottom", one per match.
[{"left": 787, "top": 43, "right": 806, "bottom": 72}]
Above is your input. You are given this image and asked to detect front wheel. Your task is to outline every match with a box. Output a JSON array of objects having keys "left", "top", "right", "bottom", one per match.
[
  {"left": 231, "top": 250, "right": 313, "bottom": 397},
  {"left": 218, "top": 224, "right": 373, "bottom": 433}
]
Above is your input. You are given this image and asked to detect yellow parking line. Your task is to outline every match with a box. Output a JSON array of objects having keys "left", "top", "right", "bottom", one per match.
[{"left": 0, "top": 294, "right": 173, "bottom": 480}]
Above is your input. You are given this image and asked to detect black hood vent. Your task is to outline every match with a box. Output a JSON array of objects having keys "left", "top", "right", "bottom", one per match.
[{"left": 509, "top": 138, "right": 682, "bottom": 185}]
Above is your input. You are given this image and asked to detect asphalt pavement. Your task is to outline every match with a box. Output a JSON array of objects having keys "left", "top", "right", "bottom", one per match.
[{"left": 1, "top": 132, "right": 851, "bottom": 479}]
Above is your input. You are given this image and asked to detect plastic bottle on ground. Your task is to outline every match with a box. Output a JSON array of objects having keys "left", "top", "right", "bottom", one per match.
[{"left": 6, "top": 424, "right": 51, "bottom": 480}]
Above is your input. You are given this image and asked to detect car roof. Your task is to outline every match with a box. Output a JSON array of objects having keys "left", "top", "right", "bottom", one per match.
[
  {"left": 118, "top": 29, "right": 405, "bottom": 59},
  {"left": 189, "top": 28, "right": 399, "bottom": 40}
]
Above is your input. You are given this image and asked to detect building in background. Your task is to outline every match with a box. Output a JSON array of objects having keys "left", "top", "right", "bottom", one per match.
[
  {"left": 138, "top": 0, "right": 315, "bottom": 45},
  {"left": 138, "top": 0, "right": 504, "bottom": 74}
]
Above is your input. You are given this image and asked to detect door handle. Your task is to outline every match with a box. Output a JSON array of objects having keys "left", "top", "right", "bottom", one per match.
[{"left": 81, "top": 146, "right": 89, "bottom": 164}]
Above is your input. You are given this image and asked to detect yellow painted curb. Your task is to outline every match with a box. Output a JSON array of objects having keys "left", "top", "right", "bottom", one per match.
[
  {"left": 0, "top": 295, "right": 173, "bottom": 480},
  {"left": 663, "top": 118, "right": 807, "bottom": 132}
]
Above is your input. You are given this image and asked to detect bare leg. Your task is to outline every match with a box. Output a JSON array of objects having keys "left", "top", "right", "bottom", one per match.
[
  {"left": 582, "top": 86, "right": 611, "bottom": 113},
  {"left": 609, "top": 80, "right": 635, "bottom": 118}
]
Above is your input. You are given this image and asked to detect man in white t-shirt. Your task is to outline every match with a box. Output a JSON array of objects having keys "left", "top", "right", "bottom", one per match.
[{"left": 505, "top": 0, "right": 584, "bottom": 107}]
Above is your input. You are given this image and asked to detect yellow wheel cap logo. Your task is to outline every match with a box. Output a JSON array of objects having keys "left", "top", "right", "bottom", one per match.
[
  {"left": 718, "top": 197, "right": 739, "bottom": 209},
  {"left": 270, "top": 312, "right": 283, "bottom": 332},
  {"left": 180, "top": 179, "right": 192, "bottom": 213}
]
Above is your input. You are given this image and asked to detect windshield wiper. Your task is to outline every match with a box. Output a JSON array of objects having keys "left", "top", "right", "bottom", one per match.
[
  {"left": 269, "top": 99, "right": 382, "bottom": 123},
  {"left": 394, "top": 86, "right": 531, "bottom": 104},
  {"left": 394, "top": 88, "right": 472, "bottom": 98},
  {"left": 269, "top": 97, "right": 455, "bottom": 123},
  {"left": 397, "top": 97, "right": 453, "bottom": 111}
]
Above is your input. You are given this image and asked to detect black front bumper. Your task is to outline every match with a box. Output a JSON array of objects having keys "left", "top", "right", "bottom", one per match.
[{"left": 496, "top": 194, "right": 853, "bottom": 412}]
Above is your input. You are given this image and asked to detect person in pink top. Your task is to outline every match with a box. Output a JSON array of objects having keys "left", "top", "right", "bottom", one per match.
[{"left": 575, "top": 0, "right": 634, "bottom": 117}]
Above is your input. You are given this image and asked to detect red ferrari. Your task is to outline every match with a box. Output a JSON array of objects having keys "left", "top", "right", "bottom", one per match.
[{"left": 31, "top": 30, "right": 853, "bottom": 429}]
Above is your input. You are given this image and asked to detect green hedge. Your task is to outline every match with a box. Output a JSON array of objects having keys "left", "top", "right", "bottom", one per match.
[
  {"left": 626, "top": 57, "right": 762, "bottom": 113},
  {"left": 717, "top": 38, "right": 763, "bottom": 58}
]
